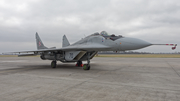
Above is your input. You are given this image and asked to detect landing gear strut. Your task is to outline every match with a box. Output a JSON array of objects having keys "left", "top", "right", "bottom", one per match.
[
  {"left": 51, "top": 53, "right": 57, "bottom": 68},
  {"left": 83, "top": 53, "right": 91, "bottom": 70}
]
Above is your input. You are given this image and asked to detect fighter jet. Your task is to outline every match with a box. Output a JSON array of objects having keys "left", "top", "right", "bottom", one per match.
[{"left": 13, "top": 31, "right": 177, "bottom": 70}]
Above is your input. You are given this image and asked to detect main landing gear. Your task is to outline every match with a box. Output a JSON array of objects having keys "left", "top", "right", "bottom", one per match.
[
  {"left": 51, "top": 53, "right": 91, "bottom": 70},
  {"left": 76, "top": 61, "right": 83, "bottom": 67},
  {"left": 51, "top": 53, "right": 57, "bottom": 68}
]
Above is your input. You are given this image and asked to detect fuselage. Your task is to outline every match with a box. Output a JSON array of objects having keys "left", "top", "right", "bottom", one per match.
[
  {"left": 72, "top": 34, "right": 152, "bottom": 51},
  {"left": 40, "top": 31, "right": 152, "bottom": 62}
]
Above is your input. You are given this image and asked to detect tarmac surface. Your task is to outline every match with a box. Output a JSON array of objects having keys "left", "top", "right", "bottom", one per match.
[{"left": 0, "top": 56, "right": 180, "bottom": 101}]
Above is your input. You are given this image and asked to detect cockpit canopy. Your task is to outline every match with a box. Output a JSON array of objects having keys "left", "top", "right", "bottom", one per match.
[
  {"left": 91, "top": 31, "right": 123, "bottom": 41},
  {"left": 100, "top": 31, "right": 109, "bottom": 36}
]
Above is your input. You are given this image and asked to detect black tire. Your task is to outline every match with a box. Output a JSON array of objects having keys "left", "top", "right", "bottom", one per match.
[
  {"left": 51, "top": 61, "right": 57, "bottom": 68},
  {"left": 83, "top": 64, "right": 90, "bottom": 70}
]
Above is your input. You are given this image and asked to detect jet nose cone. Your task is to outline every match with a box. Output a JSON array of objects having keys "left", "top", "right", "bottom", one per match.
[
  {"left": 133, "top": 38, "right": 151, "bottom": 47},
  {"left": 119, "top": 37, "right": 152, "bottom": 50}
]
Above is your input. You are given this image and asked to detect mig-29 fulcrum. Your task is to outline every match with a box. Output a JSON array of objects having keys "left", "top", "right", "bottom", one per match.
[{"left": 8, "top": 31, "right": 177, "bottom": 70}]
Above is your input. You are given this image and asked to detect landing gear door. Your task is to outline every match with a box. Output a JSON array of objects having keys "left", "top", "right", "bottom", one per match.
[{"left": 65, "top": 51, "right": 80, "bottom": 61}]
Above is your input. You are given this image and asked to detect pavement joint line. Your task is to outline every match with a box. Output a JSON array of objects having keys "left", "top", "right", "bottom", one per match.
[
  {"left": 165, "top": 61, "right": 180, "bottom": 78},
  {"left": 40, "top": 70, "right": 108, "bottom": 100},
  {"left": 40, "top": 78, "right": 91, "bottom": 100},
  {"left": 15, "top": 73, "right": 90, "bottom": 82},
  {"left": 109, "top": 61, "right": 137, "bottom": 72},
  {"left": 47, "top": 70, "right": 111, "bottom": 100},
  {"left": 0, "top": 67, "right": 47, "bottom": 74},
  {"left": 0, "top": 68, "right": 31, "bottom": 74}
]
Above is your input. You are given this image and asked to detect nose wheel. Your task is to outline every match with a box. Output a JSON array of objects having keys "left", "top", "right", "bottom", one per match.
[
  {"left": 51, "top": 61, "right": 57, "bottom": 68},
  {"left": 83, "top": 53, "right": 91, "bottom": 70},
  {"left": 83, "top": 64, "right": 90, "bottom": 70}
]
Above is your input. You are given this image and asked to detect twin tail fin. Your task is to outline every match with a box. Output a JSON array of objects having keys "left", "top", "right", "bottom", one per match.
[
  {"left": 36, "top": 33, "right": 70, "bottom": 50},
  {"left": 36, "top": 32, "right": 48, "bottom": 50},
  {"left": 62, "top": 35, "right": 70, "bottom": 47}
]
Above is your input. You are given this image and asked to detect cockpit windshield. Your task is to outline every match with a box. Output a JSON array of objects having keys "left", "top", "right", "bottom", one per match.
[
  {"left": 90, "top": 31, "right": 110, "bottom": 36},
  {"left": 100, "top": 31, "right": 123, "bottom": 41}
]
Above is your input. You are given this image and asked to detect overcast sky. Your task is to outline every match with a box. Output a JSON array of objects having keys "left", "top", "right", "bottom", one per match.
[{"left": 0, "top": 0, "right": 180, "bottom": 53}]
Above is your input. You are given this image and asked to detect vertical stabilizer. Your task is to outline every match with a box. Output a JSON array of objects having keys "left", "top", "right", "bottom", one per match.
[
  {"left": 62, "top": 35, "right": 70, "bottom": 47},
  {"left": 36, "top": 32, "right": 48, "bottom": 50}
]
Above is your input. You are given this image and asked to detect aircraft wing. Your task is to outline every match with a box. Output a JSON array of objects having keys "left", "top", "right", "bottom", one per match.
[{"left": 10, "top": 43, "right": 110, "bottom": 55}]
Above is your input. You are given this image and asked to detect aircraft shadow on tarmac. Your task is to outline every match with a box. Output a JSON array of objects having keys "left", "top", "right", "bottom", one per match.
[{"left": 18, "top": 63, "right": 100, "bottom": 71}]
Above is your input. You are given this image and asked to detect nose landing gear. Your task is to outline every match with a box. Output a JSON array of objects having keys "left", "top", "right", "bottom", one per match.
[
  {"left": 51, "top": 61, "right": 57, "bottom": 68},
  {"left": 83, "top": 64, "right": 90, "bottom": 70},
  {"left": 83, "top": 53, "right": 91, "bottom": 70}
]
